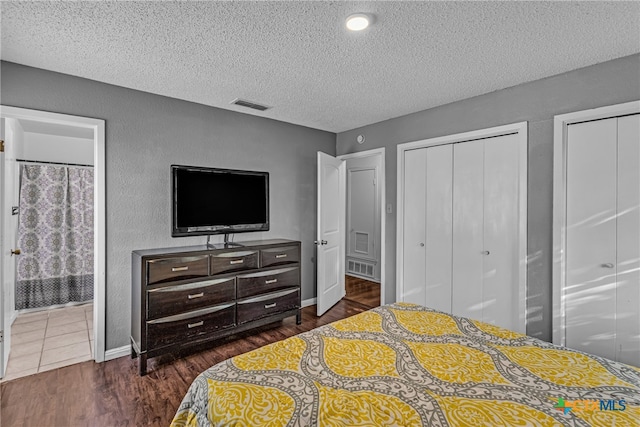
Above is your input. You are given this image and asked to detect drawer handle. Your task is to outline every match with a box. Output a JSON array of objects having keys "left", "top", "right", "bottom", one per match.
[
  {"left": 275, "top": 254, "right": 287, "bottom": 259},
  {"left": 188, "top": 321, "right": 204, "bottom": 328},
  {"left": 265, "top": 279, "right": 278, "bottom": 284},
  {"left": 188, "top": 292, "right": 204, "bottom": 299},
  {"left": 172, "top": 266, "right": 189, "bottom": 272},
  {"left": 264, "top": 303, "right": 277, "bottom": 309},
  {"left": 229, "top": 259, "right": 244, "bottom": 265}
]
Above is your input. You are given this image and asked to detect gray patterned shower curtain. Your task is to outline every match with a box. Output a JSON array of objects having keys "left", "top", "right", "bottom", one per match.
[{"left": 15, "top": 164, "right": 94, "bottom": 310}]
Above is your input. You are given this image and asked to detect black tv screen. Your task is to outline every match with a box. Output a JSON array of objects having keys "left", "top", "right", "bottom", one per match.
[{"left": 171, "top": 165, "right": 269, "bottom": 237}]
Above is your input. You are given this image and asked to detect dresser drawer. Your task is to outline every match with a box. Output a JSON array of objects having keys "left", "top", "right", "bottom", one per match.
[
  {"left": 147, "top": 277, "right": 235, "bottom": 319},
  {"left": 146, "top": 303, "right": 235, "bottom": 349},
  {"left": 210, "top": 250, "right": 258, "bottom": 275},
  {"left": 237, "top": 288, "right": 299, "bottom": 324},
  {"left": 260, "top": 246, "right": 300, "bottom": 268},
  {"left": 147, "top": 255, "right": 209, "bottom": 285},
  {"left": 236, "top": 267, "right": 299, "bottom": 299}
]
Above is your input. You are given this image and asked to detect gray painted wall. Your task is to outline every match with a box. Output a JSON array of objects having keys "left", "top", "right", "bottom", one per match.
[
  {"left": 337, "top": 53, "right": 640, "bottom": 341},
  {"left": 1, "top": 61, "right": 335, "bottom": 350}
]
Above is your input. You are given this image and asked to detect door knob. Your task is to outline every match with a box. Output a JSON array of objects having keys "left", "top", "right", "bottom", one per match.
[
  {"left": 314, "top": 240, "right": 328, "bottom": 245},
  {"left": 482, "top": 250, "right": 490, "bottom": 255},
  {"left": 11, "top": 248, "right": 21, "bottom": 256},
  {"left": 602, "top": 263, "right": 614, "bottom": 268}
]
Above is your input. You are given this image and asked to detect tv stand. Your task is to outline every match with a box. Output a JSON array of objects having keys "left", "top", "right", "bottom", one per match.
[{"left": 205, "top": 233, "right": 244, "bottom": 249}]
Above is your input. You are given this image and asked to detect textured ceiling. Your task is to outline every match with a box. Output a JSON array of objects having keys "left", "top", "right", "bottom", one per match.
[{"left": 1, "top": 1, "right": 639, "bottom": 133}]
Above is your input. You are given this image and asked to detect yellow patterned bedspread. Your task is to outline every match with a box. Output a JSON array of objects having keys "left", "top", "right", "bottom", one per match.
[{"left": 171, "top": 303, "right": 640, "bottom": 426}]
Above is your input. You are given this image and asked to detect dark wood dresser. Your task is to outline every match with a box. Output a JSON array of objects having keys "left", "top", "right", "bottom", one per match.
[{"left": 131, "top": 239, "right": 301, "bottom": 375}]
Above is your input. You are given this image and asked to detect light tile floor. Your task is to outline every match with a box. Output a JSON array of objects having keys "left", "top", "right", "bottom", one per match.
[{"left": 1, "top": 303, "right": 93, "bottom": 382}]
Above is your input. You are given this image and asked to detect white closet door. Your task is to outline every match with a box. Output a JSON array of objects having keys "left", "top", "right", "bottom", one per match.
[
  {"left": 401, "top": 148, "right": 427, "bottom": 304},
  {"left": 452, "top": 140, "right": 484, "bottom": 321},
  {"left": 483, "top": 135, "right": 522, "bottom": 331},
  {"left": 425, "top": 144, "right": 453, "bottom": 313},
  {"left": 565, "top": 118, "right": 617, "bottom": 361},
  {"left": 616, "top": 114, "right": 640, "bottom": 366}
]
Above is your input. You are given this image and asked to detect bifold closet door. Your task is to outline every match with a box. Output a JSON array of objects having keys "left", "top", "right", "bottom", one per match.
[
  {"left": 424, "top": 145, "right": 453, "bottom": 312},
  {"left": 483, "top": 136, "right": 521, "bottom": 330},
  {"left": 451, "top": 141, "right": 484, "bottom": 321},
  {"left": 401, "top": 145, "right": 453, "bottom": 312},
  {"left": 565, "top": 114, "right": 640, "bottom": 365},
  {"left": 451, "top": 135, "right": 521, "bottom": 328},
  {"left": 616, "top": 114, "right": 640, "bottom": 366},
  {"left": 402, "top": 148, "right": 427, "bottom": 305}
]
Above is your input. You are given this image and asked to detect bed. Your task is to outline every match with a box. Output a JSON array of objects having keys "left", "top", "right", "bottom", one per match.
[{"left": 171, "top": 303, "right": 640, "bottom": 426}]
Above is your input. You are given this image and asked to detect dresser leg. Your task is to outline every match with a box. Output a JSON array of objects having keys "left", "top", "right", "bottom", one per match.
[
  {"left": 138, "top": 354, "right": 147, "bottom": 376},
  {"left": 296, "top": 309, "right": 302, "bottom": 325}
]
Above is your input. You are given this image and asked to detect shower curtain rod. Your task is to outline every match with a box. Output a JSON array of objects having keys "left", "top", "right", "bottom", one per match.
[{"left": 17, "top": 159, "right": 94, "bottom": 168}]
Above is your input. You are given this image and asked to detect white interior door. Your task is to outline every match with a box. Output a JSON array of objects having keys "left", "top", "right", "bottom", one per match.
[
  {"left": 398, "top": 122, "right": 527, "bottom": 333},
  {"left": 424, "top": 145, "right": 453, "bottom": 312},
  {"left": 483, "top": 135, "right": 522, "bottom": 331},
  {"left": 347, "top": 168, "right": 376, "bottom": 260},
  {"left": 0, "top": 140, "right": 5, "bottom": 378},
  {"left": 564, "top": 114, "right": 640, "bottom": 365},
  {"left": 616, "top": 114, "right": 640, "bottom": 366},
  {"left": 565, "top": 118, "right": 618, "bottom": 360},
  {"left": 401, "top": 148, "right": 427, "bottom": 305},
  {"left": 1, "top": 119, "right": 20, "bottom": 378},
  {"left": 451, "top": 140, "right": 484, "bottom": 321},
  {"left": 316, "top": 152, "right": 345, "bottom": 316}
]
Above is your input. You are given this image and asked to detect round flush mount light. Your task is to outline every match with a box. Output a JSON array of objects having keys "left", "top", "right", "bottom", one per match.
[{"left": 346, "top": 13, "right": 370, "bottom": 31}]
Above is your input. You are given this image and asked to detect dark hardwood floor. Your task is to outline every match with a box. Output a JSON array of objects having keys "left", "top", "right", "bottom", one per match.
[
  {"left": 344, "top": 275, "right": 381, "bottom": 308},
  {"left": 0, "top": 300, "right": 369, "bottom": 427}
]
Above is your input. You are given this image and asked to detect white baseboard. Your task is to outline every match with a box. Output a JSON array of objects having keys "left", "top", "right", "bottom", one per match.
[
  {"left": 104, "top": 345, "right": 130, "bottom": 361},
  {"left": 302, "top": 298, "right": 316, "bottom": 308}
]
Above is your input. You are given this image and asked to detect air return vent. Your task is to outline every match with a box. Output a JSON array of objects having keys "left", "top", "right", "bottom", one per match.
[
  {"left": 231, "top": 98, "right": 270, "bottom": 111},
  {"left": 347, "top": 259, "right": 375, "bottom": 279}
]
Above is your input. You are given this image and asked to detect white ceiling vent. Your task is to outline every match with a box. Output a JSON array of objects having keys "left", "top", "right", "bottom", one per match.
[{"left": 230, "top": 98, "right": 271, "bottom": 111}]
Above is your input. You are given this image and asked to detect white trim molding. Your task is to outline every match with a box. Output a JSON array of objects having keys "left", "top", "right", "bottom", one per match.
[
  {"left": 552, "top": 100, "right": 640, "bottom": 346},
  {"left": 105, "top": 345, "right": 131, "bottom": 361},
  {"left": 396, "top": 122, "right": 528, "bottom": 332},
  {"left": 0, "top": 105, "right": 106, "bottom": 363}
]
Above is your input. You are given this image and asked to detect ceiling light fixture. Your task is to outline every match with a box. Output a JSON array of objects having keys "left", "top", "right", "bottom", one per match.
[{"left": 346, "top": 13, "right": 370, "bottom": 31}]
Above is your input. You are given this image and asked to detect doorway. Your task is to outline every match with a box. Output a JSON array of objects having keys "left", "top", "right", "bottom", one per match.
[
  {"left": 0, "top": 106, "right": 105, "bottom": 381},
  {"left": 315, "top": 148, "right": 385, "bottom": 315},
  {"left": 342, "top": 150, "right": 383, "bottom": 309}
]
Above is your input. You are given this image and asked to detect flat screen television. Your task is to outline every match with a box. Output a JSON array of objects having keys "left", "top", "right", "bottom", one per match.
[{"left": 171, "top": 165, "right": 269, "bottom": 238}]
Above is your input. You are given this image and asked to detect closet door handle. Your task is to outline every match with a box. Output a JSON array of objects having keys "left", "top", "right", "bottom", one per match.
[
  {"left": 602, "top": 263, "right": 614, "bottom": 269},
  {"left": 482, "top": 251, "right": 490, "bottom": 255}
]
